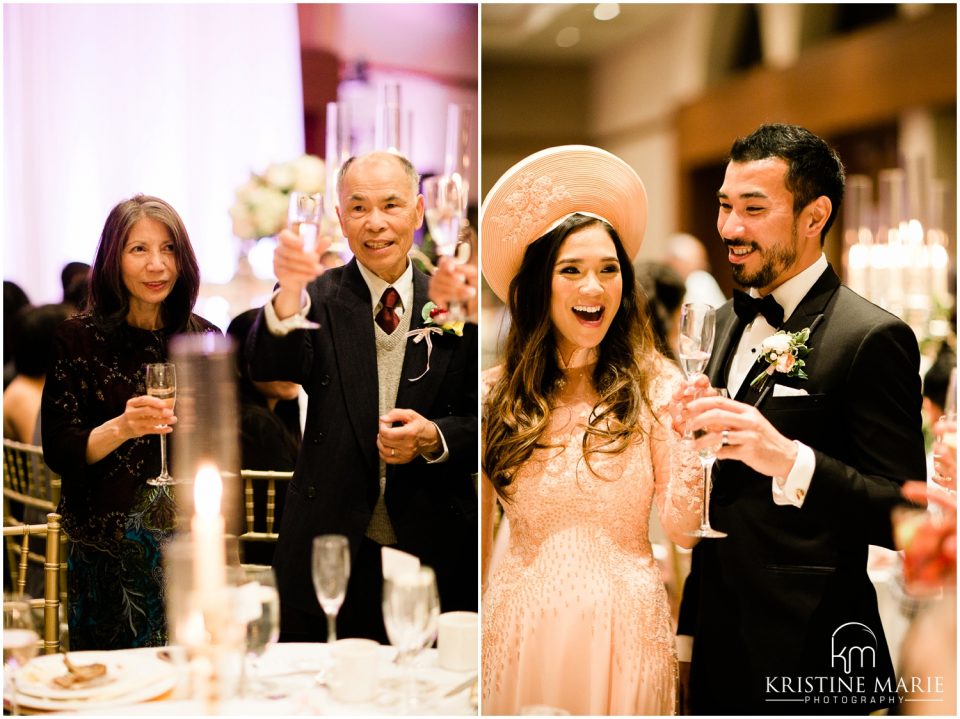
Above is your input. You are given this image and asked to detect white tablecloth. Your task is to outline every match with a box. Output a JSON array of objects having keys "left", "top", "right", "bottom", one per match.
[{"left": 13, "top": 643, "right": 477, "bottom": 716}]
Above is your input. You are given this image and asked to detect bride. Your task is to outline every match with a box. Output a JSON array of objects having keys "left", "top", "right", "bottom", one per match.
[{"left": 480, "top": 146, "right": 702, "bottom": 715}]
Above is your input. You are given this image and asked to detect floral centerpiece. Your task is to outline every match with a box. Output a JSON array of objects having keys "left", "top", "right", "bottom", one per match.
[{"left": 229, "top": 155, "right": 328, "bottom": 240}]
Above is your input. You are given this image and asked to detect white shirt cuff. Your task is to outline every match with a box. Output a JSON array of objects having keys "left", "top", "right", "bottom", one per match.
[
  {"left": 772, "top": 441, "right": 815, "bottom": 507},
  {"left": 422, "top": 422, "right": 449, "bottom": 464},
  {"left": 676, "top": 634, "right": 693, "bottom": 662},
  {"left": 263, "top": 289, "right": 312, "bottom": 336}
]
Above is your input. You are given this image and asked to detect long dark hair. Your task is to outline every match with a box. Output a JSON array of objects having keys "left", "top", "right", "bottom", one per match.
[
  {"left": 88, "top": 194, "right": 202, "bottom": 332},
  {"left": 482, "top": 214, "right": 662, "bottom": 500}
]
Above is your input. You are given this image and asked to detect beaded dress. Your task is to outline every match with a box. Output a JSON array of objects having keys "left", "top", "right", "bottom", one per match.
[{"left": 481, "top": 358, "right": 701, "bottom": 715}]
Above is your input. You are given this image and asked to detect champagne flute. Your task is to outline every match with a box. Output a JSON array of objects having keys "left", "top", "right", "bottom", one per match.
[
  {"left": 145, "top": 362, "right": 177, "bottom": 486},
  {"left": 423, "top": 175, "right": 470, "bottom": 322},
  {"left": 382, "top": 567, "right": 440, "bottom": 714},
  {"left": 688, "top": 388, "right": 729, "bottom": 539},
  {"left": 3, "top": 595, "right": 39, "bottom": 716},
  {"left": 239, "top": 565, "right": 280, "bottom": 697},
  {"left": 933, "top": 367, "right": 957, "bottom": 494},
  {"left": 311, "top": 534, "right": 350, "bottom": 642},
  {"left": 285, "top": 191, "right": 323, "bottom": 331},
  {"left": 677, "top": 303, "right": 717, "bottom": 446}
]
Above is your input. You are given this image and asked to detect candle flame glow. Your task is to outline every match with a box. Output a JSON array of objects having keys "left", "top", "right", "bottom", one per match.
[{"left": 194, "top": 463, "right": 223, "bottom": 518}]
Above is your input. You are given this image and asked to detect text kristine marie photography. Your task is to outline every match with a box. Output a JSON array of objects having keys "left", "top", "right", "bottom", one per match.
[{"left": 763, "top": 622, "right": 947, "bottom": 708}]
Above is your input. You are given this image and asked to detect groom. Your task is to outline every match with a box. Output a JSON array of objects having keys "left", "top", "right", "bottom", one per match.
[{"left": 676, "top": 124, "right": 926, "bottom": 715}]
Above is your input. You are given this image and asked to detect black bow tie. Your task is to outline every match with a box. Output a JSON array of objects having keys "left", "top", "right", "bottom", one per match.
[{"left": 733, "top": 289, "right": 784, "bottom": 327}]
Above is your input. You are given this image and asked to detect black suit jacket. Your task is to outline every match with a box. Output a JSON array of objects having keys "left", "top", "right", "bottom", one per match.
[
  {"left": 247, "top": 259, "right": 478, "bottom": 624},
  {"left": 678, "top": 266, "right": 926, "bottom": 715}
]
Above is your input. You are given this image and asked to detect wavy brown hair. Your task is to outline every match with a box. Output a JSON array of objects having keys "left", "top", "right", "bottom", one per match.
[{"left": 482, "top": 214, "right": 662, "bottom": 501}]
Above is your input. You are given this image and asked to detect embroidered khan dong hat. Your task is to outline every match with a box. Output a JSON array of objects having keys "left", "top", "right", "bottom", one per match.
[{"left": 480, "top": 145, "right": 648, "bottom": 303}]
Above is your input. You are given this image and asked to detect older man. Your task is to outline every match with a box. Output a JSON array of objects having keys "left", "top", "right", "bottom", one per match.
[
  {"left": 676, "top": 124, "right": 926, "bottom": 714},
  {"left": 248, "top": 151, "right": 477, "bottom": 642}
]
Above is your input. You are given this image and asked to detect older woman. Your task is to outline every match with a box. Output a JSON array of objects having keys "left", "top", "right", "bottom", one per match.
[{"left": 41, "top": 194, "right": 218, "bottom": 650}]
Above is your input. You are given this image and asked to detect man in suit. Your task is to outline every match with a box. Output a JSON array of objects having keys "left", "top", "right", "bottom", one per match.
[
  {"left": 248, "top": 151, "right": 477, "bottom": 643},
  {"left": 675, "top": 124, "right": 926, "bottom": 714}
]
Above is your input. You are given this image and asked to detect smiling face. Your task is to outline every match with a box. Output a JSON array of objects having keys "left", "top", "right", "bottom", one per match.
[
  {"left": 121, "top": 216, "right": 179, "bottom": 327},
  {"left": 717, "top": 157, "right": 822, "bottom": 296},
  {"left": 336, "top": 153, "right": 424, "bottom": 283},
  {"left": 549, "top": 224, "right": 623, "bottom": 362}
]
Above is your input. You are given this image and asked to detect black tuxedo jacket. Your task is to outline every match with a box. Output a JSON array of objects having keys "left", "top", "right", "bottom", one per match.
[
  {"left": 678, "top": 266, "right": 926, "bottom": 715},
  {"left": 247, "top": 259, "right": 477, "bottom": 623}
]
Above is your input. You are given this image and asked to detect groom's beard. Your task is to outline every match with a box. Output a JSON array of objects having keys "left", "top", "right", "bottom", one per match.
[{"left": 728, "top": 221, "right": 799, "bottom": 290}]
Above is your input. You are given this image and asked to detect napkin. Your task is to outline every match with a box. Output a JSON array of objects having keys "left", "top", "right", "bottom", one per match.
[{"left": 381, "top": 546, "right": 420, "bottom": 579}]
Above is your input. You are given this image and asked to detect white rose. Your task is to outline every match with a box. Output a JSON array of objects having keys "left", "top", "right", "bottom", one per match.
[
  {"left": 292, "top": 155, "right": 326, "bottom": 194},
  {"left": 264, "top": 161, "right": 296, "bottom": 192},
  {"left": 760, "top": 333, "right": 793, "bottom": 355},
  {"left": 229, "top": 204, "right": 258, "bottom": 240},
  {"left": 250, "top": 187, "right": 288, "bottom": 237}
]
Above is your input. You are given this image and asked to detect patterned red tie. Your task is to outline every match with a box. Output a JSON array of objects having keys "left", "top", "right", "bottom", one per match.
[{"left": 375, "top": 287, "right": 400, "bottom": 334}]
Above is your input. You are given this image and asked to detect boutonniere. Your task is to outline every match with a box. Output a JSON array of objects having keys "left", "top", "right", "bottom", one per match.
[
  {"left": 421, "top": 302, "right": 464, "bottom": 337},
  {"left": 750, "top": 328, "right": 811, "bottom": 391},
  {"left": 404, "top": 303, "right": 463, "bottom": 382}
]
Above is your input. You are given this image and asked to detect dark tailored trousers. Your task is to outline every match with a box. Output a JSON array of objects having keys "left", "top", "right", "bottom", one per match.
[{"left": 278, "top": 535, "right": 389, "bottom": 645}]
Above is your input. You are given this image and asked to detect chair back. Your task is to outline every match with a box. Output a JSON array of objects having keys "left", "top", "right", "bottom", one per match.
[
  {"left": 3, "top": 512, "right": 62, "bottom": 653},
  {"left": 237, "top": 469, "right": 293, "bottom": 564}
]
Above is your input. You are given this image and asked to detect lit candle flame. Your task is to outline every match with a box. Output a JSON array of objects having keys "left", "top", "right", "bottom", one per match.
[{"left": 194, "top": 463, "right": 222, "bottom": 518}]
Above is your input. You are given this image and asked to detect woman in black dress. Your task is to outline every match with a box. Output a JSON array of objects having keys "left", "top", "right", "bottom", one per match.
[{"left": 41, "top": 194, "right": 219, "bottom": 650}]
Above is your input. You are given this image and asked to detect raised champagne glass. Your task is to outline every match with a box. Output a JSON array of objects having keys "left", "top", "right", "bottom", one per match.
[
  {"left": 285, "top": 191, "right": 323, "bottom": 331},
  {"left": 677, "top": 303, "right": 716, "bottom": 447},
  {"left": 145, "top": 362, "right": 177, "bottom": 486}
]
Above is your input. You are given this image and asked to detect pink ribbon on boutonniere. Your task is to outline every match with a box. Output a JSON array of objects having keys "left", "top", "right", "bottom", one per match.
[{"left": 405, "top": 327, "right": 444, "bottom": 382}]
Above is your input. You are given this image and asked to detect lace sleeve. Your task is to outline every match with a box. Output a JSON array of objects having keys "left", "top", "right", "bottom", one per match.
[
  {"left": 649, "top": 360, "right": 702, "bottom": 548},
  {"left": 480, "top": 366, "right": 504, "bottom": 595}
]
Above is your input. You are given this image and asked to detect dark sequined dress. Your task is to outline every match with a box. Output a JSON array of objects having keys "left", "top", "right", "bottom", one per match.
[{"left": 41, "top": 313, "right": 219, "bottom": 650}]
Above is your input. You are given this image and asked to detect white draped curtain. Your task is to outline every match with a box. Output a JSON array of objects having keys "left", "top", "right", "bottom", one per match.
[{"left": 4, "top": 4, "right": 305, "bottom": 306}]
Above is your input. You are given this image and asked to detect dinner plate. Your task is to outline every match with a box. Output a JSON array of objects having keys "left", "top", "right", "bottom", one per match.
[{"left": 13, "top": 650, "right": 176, "bottom": 711}]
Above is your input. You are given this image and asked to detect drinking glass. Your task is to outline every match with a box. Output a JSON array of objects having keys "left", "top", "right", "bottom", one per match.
[
  {"left": 145, "top": 362, "right": 177, "bottom": 486},
  {"left": 423, "top": 175, "right": 470, "bottom": 322},
  {"left": 677, "top": 303, "right": 716, "bottom": 446},
  {"left": 382, "top": 567, "right": 440, "bottom": 714},
  {"left": 3, "top": 595, "right": 39, "bottom": 715},
  {"left": 238, "top": 565, "right": 280, "bottom": 697},
  {"left": 311, "top": 535, "right": 350, "bottom": 642},
  {"left": 285, "top": 191, "right": 323, "bottom": 331},
  {"left": 688, "top": 388, "right": 729, "bottom": 539}
]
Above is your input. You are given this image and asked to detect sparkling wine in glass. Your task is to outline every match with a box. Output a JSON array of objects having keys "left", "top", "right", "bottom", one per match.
[
  {"left": 311, "top": 534, "right": 350, "bottom": 643},
  {"left": 423, "top": 174, "right": 470, "bottom": 322},
  {"left": 678, "top": 303, "right": 716, "bottom": 446},
  {"left": 933, "top": 367, "right": 957, "bottom": 494},
  {"left": 688, "top": 388, "right": 729, "bottom": 539},
  {"left": 285, "top": 191, "right": 323, "bottom": 331},
  {"left": 3, "top": 595, "right": 39, "bottom": 716},
  {"left": 145, "top": 362, "right": 177, "bottom": 486},
  {"left": 382, "top": 567, "right": 440, "bottom": 714},
  {"left": 239, "top": 565, "right": 280, "bottom": 697}
]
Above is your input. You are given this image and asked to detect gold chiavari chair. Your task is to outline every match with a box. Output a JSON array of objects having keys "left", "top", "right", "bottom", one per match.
[
  {"left": 3, "top": 512, "right": 63, "bottom": 654},
  {"left": 237, "top": 469, "right": 293, "bottom": 565}
]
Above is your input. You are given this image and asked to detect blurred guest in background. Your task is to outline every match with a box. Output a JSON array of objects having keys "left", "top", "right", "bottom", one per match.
[
  {"left": 248, "top": 151, "right": 477, "bottom": 643},
  {"left": 3, "top": 280, "right": 31, "bottom": 389},
  {"left": 61, "top": 261, "right": 91, "bottom": 313},
  {"left": 664, "top": 232, "right": 726, "bottom": 308},
  {"left": 3, "top": 303, "right": 70, "bottom": 443},
  {"left": 41, "top": 194, "right": 219, "bottom": 650},
  {"left": 319, "top": 249, "right": 345, "bottom": 271},
  {"left": 226, "top": 308, "right": 301, "bottom": 566},
  {"left": 635, "top": 260, "right": 686, "bottom": 364}
]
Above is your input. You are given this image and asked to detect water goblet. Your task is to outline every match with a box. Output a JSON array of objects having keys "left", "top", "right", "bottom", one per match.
[
  {"left": 145, "top": 362, "right": 177, "bottom": 486},
  {"left": 3, "top": 595, "right": 39, "bottom": 715},
  {"left": 382, "top": 566, "right": 440, "bottom": 714},
  {"left": 285, "top": 191, "right": 324, "bottom": 331},
  {"left": 236, "top": 566, "right": 280, "bottom": 697},
  {"left": 311, "top": 535, "right": 350, "bottom": 643}
]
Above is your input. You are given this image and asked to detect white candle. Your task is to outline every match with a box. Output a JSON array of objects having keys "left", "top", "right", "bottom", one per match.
[{"left": 192, "top": 463, "right": 226, "bottom": 605}]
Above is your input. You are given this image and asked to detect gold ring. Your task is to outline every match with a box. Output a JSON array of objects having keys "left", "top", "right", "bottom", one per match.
[
  {"left": 391, "top": 448, "right": 396, "bottom": 458},
  {"left": 721, "top": 430, "right": 730, "bottom": 447}
]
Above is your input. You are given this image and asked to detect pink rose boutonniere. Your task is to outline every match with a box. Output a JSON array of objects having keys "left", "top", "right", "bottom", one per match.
[{"left": 750, "top": 328, "right": 811, "bottom": 391}]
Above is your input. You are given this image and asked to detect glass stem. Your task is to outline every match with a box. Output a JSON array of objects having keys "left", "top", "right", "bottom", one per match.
[
  {"left": 701, "top": 458, "right": 714, "bottom": 530},
  {"left": 159, "top": 433, "right": 168, "bottom": 477},
  {"left": 326, "top": 612, "right": 337, "bottom": 643}
]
